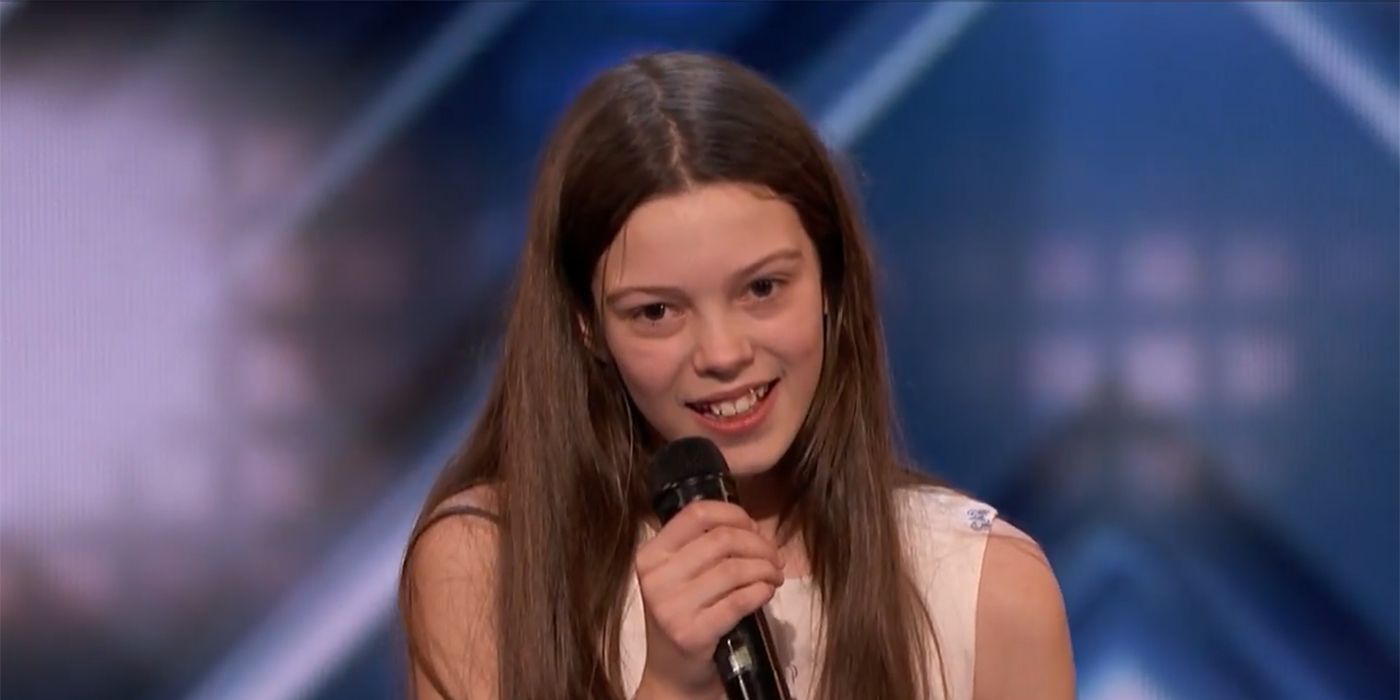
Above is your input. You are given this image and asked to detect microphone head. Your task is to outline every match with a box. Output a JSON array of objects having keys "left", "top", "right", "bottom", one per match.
[{"left": 648, "top": 436, "right": 730, "bottom": 499}]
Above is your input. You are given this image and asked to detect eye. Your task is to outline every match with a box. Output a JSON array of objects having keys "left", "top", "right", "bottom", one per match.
[
  {"left": 747, "top": 277, "right": 782, "bottom": 299},
  {"left": 631, "top": 303, "right": 670, "bottom": 323}
]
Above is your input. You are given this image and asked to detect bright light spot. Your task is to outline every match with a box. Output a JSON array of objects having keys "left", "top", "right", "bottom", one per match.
[
  {"left": 1123, "top": 332, "right": 1199, "bottom": 411},
  {"left": 1123, "top": 234, "right": 1199, "bottom": 306},
  {"left": 1028, "top": 334, "right": 1102, "bottom": 410},
  {"left": 1082, "top": 655, "right": 1175, "bottom": 700}
]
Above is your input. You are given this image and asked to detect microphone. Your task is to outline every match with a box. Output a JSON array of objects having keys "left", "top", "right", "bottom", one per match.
[{"left": 648, "top": 437, "right": 793, "bottom": 700}]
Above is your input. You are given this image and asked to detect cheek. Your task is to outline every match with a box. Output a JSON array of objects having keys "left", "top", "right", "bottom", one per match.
[
  {"left": 786, "top": 334, "right": 825, "bottom": 404},
  {"left": 768, "top": 303, "right": 825, "bottom": 375},
  {"left": 607, "top": 335, "right": 687, "bottom": 414}
]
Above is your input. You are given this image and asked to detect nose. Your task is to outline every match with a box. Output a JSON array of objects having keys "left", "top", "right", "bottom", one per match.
[{"left": 691, "top": 313, "right": 753, "bottom": 380}]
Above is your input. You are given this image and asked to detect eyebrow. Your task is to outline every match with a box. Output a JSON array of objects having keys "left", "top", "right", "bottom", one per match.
[{"left": 603, "top": 247, "right": 804, "bottom": 306}]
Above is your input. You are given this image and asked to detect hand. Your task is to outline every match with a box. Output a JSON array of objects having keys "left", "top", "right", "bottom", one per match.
[{"left": 633, "top": 501, "right": 784, "bottom": 699}]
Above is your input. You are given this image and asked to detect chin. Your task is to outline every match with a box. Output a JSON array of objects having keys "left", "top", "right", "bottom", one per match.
[{"left": 716, "top": 441, "right": 788, "bottom": 478}]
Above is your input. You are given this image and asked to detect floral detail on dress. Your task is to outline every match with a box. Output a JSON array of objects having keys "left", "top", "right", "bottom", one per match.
[{"left": 967, "top": 507, "right": 993, "bottom": 532}]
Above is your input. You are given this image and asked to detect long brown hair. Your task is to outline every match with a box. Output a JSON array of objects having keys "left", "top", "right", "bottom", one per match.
[{"left": 401, "top": 51, "right": 947, "bottom": 699}]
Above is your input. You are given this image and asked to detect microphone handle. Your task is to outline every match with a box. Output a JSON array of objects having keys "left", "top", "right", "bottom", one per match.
[{"left": 714, "top": 610, "right": 792, "bottom": 700}]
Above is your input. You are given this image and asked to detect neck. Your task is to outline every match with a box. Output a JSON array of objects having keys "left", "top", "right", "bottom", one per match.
[
  {"left": 734, "top": 469, "right": 788, "bottom": 537},
  {"left": 735, "top": 469, "right": 809, "bottom": 578}
]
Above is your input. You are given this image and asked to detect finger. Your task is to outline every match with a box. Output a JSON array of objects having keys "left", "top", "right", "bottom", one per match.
[
  {"left": 670, "top": 557, "right": 784, "bottom": 613},
  {"left": 654, "top": 526, "right": 782, "bottom": 586},
  {"left": 637, "top": 501, "right": 756, "bottom": 570},
  {"left": 689, "top": 581, "right": 777, "bottom": 644}
]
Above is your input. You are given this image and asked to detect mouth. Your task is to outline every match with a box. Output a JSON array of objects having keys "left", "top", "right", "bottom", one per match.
[{"left": 685, "top": 379, "right": 779, "bottom": 421}]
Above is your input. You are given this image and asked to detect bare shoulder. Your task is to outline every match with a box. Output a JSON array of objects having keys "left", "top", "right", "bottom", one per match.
[
  {"left": 432, "top": 482, "right": 501, "bottom": 519},
  {"left": 410, "top": 485, "right": 500, "bottom": 577},
  {"left": 972, "top": 519, "right": 1075, "bottom": 700},
  {"left": 409, "top": 484, "right": 501, "bottom": 589},
  {"left": 408, "top": 483, "right": 501, "bottom": 603},
  {"left": 405, "top": 484, "right": 501, "bottom": 700}
]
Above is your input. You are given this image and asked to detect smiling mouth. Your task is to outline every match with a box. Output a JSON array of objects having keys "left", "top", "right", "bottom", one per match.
[{"left": 686, "top": 380, "right": 779, "bottom": 419}]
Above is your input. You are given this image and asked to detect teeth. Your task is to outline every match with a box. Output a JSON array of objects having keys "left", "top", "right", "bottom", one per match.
[{"left": 702, "top": 384, "right": 769, "bottom": 419}]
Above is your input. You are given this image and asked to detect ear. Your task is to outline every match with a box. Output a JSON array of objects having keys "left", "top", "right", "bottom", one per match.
[{"left": 578, "top": 313, "right": 611, "bottom": 364}]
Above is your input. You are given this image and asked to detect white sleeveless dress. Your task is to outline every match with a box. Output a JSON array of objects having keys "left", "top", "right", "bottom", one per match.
[
  {"left": 617, "top": 486, "right": 999, "bottom": 699},
  {"left": 429, "top": 485, "right": 999, "bottom": 699}
]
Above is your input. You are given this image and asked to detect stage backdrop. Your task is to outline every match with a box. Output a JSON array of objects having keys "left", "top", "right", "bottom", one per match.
[{"left": 2, "top": 2, "right": 1395, "bottom": 699}]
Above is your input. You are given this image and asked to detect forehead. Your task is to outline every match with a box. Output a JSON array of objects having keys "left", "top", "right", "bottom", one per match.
[{"left": 596, "top": 183, "right": 812, "bottom": 291}]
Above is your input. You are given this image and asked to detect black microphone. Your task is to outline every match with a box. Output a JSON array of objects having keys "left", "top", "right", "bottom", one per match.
[{"left": 648, "top": 437, "right": 793, "bottom": 700}]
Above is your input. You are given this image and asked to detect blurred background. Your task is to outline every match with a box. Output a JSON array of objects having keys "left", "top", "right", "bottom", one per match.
[{"left": 1, "top": 1, "right": 1395, "bottom": 698}]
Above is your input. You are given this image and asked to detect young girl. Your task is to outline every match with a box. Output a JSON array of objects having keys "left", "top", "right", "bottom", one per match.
[{"left": 400, "top": 52, "right": 1074, "bottom": 700}]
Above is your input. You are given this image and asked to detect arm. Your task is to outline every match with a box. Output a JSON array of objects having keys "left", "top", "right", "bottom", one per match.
[
  {"left": 405, "top": 510, "right": 501, "bottom": 700},
  {"left": 972, "top": 519, "right": 1076, "bottom": 700}
]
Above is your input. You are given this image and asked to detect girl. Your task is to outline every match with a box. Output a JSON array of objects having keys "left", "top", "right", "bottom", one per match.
[{"left": 400, "top": 52, "right": 1073, "bottom": 700}]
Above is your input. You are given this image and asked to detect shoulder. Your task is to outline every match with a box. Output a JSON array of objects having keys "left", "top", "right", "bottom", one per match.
[
  {"left": 411, "top": 484, "right": 499, "bottom": 569},
  {"left": 893, "top": 485, "right": 1072, "bottom": 696},
  {"left": 404, "top": 484, "right": 502, "bottom": 699},
  {"left": 972, "top": 519, "right": 1075, "bottom": 700},
  {"left": 408, "top": 484, "right": 501, "bottom": 607},
  {"left": 428, "top": 482, "right": 501, "bottom": 523},
  {"left": 895, "top": 484, "right": 998, "bottom": 538}
]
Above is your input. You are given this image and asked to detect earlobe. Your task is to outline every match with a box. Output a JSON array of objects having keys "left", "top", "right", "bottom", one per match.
[
  {"left": 577, "top": 314, "right": 611, "bottom": 364},
  {"left": 576, "top": 314, "right": 592, "bottom": 346}
]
